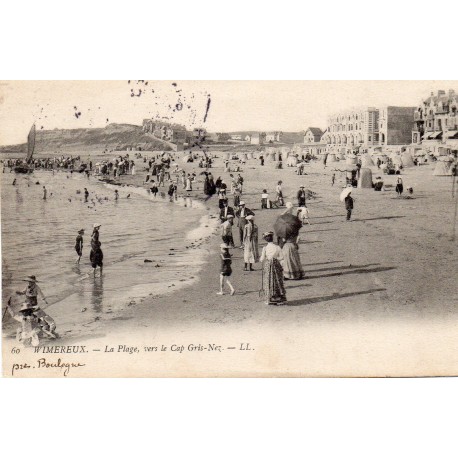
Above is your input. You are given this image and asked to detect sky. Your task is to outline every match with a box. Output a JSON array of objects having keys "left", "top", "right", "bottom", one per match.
[{"left": 0, "top": 80, "right": 457, "bottom": 146}]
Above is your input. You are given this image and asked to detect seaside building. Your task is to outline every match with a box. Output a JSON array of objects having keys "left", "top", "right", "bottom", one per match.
[
  {"left": 321, "top": 106, "right": 415, "bottom": 152},
  {"left": 412, "top": 90, "right": 458, "bottom": 151},
  {"left": 304, "top": 127, "right": 324, "bottom": 144},
  {"left": 142, "top": 119, "right": 187, "bottom": 143},
  {"left": 303, "top": 127, "right": 326, "bottom": 156},
  {"left": 265, "top": 132, "right": 282, "bottom": 143},
  {"left": 378, "top": 106, "right": 416, "bottom": 146},
  {"left": 250, "top": 133, "right": 266, "bottom": 145}
]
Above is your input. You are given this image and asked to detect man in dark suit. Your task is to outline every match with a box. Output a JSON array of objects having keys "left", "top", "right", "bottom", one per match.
[
  {"left": 235, "top": 201, "right": 254, "bottom": 247},
  {"left": 219, "top": 199, "right": 235, "bottom": 221}
]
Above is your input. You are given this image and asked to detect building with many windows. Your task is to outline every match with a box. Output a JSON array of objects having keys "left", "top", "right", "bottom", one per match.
[
  {"left": 412, "top": 89, "right": 458, "bottom": 145},
  {"left": 321, "top": 106, "right": 415, "bottom": 152}
]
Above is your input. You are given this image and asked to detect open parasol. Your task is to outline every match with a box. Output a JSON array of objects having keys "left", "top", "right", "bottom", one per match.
[
  {"left": 273, "top": 213, "right": 302, "bottom": 240},
  {"left": 340, "top": 187, "right": 353, "bottom": 202}
]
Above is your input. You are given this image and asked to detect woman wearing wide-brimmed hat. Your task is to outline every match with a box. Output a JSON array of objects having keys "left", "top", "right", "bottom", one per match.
[{"left": 260, "top": 232, "right": 287, "bottom": 305}]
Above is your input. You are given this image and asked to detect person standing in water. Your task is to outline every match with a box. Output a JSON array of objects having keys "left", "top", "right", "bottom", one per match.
[
  {"left": 75, "top": 229, "right": 84, "bottom": 263},
  {"left": 91, "top": 223, "right": 101, "bottom": 247},
  {"left": 114, "top": 189, "right": 119, "bottom": 200},
  {"left": 43, "top": 186, "right": 47, "bottom": 200},
  {"left": 90, "top": 241, "right": 104, "bottom": 277},
  {"left": 217, "top": 243, "right": 235, "bottom": 296}
]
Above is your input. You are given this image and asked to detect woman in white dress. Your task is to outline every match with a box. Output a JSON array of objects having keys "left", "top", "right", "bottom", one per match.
[{"left": 243, "top": 215, "right": 259, "bottom": 271}]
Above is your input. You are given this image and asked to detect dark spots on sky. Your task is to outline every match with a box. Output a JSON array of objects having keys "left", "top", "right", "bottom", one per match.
[{"left": 203, "top": 95, "right": 211, "bottom": 123}]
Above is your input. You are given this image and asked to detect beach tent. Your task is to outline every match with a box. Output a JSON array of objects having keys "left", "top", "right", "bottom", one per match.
[
  {"left": 246, "top": 152, "right": 253, "bottom": 160},
  {"left": 361, "top": 154, "right": 375, "bottom": 167},
  {"left": 401, "top": 152, "right": 415, "bottom": 167},
  {"left": 346, "top": 156, "right": 357, "bottom": 165},
  {"left": 358, "top": 168, "right": 373, "bottom": 188},
  {"left": 391, "top": 155, "right": 402, "bottom": 166},
  {"left": 223, "top": 152, "right": 230, "bottom": 160},
  {"left": 433, "top": 158, "right": 453, "bottom": 176},
  {"left": 287, "top": 155, "right": 298, "bottom": 167}
]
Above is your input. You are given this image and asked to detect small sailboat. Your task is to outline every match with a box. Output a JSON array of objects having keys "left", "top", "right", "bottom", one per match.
[{"left": 14, "top": 124, "right": 36, "bottom": 174}]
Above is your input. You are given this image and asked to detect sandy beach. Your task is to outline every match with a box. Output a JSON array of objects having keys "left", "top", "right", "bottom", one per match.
[{"left": 5, "top": 151, "right": 453, "bottom": 376}]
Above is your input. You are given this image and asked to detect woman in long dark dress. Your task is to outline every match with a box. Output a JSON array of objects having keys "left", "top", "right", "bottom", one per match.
[
  {"left": 260, "top": 232, "right": 287, "bottom": 305},
  {"left": 274, "top": 202, "right": 304, "bottom": 280}
]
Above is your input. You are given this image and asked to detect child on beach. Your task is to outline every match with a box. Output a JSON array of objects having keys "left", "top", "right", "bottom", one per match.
[
  {"left": 297, "top": 206, "right": 311, "bottom": 225},
  {"left": 261, "top": 189, "right": 269, "bottom": 209},
  {"left": 217, "top": 243, "right": 235, "bottom": 296},
  {"left": 150, "top": 181, "right": 158, "bottom": 197},
  {"left": 75, "top": 229, "right": 84, "bottom": 263}
]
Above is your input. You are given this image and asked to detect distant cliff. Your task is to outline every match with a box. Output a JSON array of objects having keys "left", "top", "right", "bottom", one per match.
[{"left": 0, "top": 123, "right": 172, "bottom": 155}]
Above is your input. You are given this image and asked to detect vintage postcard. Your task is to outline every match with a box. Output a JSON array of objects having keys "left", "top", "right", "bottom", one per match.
[{"left": 1, "top": 80, "right": 457, "bottom": 377}]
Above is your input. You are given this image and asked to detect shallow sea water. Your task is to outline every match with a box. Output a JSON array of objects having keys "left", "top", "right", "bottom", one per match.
[{"left": 1, "top": 170, "right": 216, "bottom": 332}]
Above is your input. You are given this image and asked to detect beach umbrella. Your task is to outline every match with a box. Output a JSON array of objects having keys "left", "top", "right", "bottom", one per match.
[
  {"left": 339, "top": 187, "right": 353, "bottom": 202},
  {"left": 273, "top": 213, "right": 302, "bottom": 240}
]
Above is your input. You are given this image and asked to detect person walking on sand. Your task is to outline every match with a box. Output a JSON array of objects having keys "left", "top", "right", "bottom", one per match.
[
  {"left": 297, "top": 185, "right": 307, "bottom": 207},
  {"left": 395, "top": 177, "right": 404, "bottom": 197},
  {"left": 150, "top": 181, "right": 158, "bottom": 197},
  {"left": 276, "top": 181, "right": 284, "bottom": 206},
  {"left": 75, "top": 229, "right": 84, "bottom": 263},
  {"left": 43, "top": 186, "right": 47, "bottom": 200},
  {"left": 217, "top": 243, "right": 235, "bottom": 296},
  {"left": 236, "top": 201, "right": 254, "bottom": 248},
  {"left": 114, "top": 189, "right": 119, "bottom": 200},
  {"left": 260, "top": 231, "right": 287, "bottom": 306},
  {"left": 185, "top": 173, "right": 193, "bottom": 191},
  {"left": 261, "top": 189, "right": 269, "bottom": 209},
  {"left": 220, "top": 199, "right": 235, "bottom": 221},
  {"left": 345, "top": 192, "right": 354, "bottom": 221},
  {"left": 90, "top": 240, "right": 104, "bottom": 277},
  {"left": 84, "top": 187, "right": 89, "bottom": 203},
  {"left": 243, "top": 215, "right": 259, "bottom": 271},
  {"left": 331, "top": 173, "right": 336, "bottom": 186}
]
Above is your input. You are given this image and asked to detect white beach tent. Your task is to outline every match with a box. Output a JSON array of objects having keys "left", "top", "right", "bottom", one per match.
[
  {"left": 361, "top": 153, "right": 375, "bottom": 167},
  {"left": 358, "top": 168, "right": 373, "bottom": 188},
  {"left": 432, "top": 157, "right": 453, "bottom": 176},
  {"left": 401, "top": 152, "right": 415, "bottom": 167}
]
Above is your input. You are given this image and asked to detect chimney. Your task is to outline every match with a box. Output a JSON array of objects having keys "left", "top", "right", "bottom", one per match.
[{"left": 437, "top": 90, "right": 445, "bottom": 96}]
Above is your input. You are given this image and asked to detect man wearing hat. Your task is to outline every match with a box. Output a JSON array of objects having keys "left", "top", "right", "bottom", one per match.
[
  {"left": 235, "top": 201, "right": 254, "bottom": 248},
  {"left": 75, "top": 229, "right": 84, "bottom": 263},
  {"left": 219, "top": 199, "right": 235, "bottom": 222},
  {"left": 297, "top": 185, "right": 307, "bottom": 207}
]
